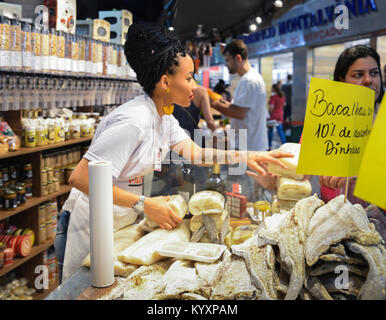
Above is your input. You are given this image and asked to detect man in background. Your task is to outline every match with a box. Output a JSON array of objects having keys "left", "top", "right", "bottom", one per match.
[
  {"left": 210, "top": 39, "right": 268, "bottom": 201},
  {"left": 211, "top": 39, "right": 268, "bottom": 151}
]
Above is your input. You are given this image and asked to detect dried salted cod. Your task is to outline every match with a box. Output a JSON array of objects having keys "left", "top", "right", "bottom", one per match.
[
  {"left": 98, "top": 260, "right": 173, "bottom": 300},
  {"left": 318, "top": 273, "right": 365, "bottom": 297},
  {"left": 232, "top": 235, "right": 278, "bottom": 300},
  {"left": 256, "top": 195, "right": 324, "bottom": 300},
  {"left": 154, "top": 259, "right": 205, "bottom": 299},
  {"left": 310, "top": 261, "right": 368, "bottom": 277},
  {"left": 344, "top": 240, "right": 386, "bottom": 300},
  {"left": 210, "top": 255, "right": 256, "bottom": 300},
  {"left": 304, "top": 276, "right": 333, "bottom": 300},
  {"left": 194, "top": 249, "right": 232, "bottom": 298},
  {"left": 306, "top": 195, "right": 383, "bottom": 267}
]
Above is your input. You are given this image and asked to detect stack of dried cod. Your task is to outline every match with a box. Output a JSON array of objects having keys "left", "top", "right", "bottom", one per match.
[{"left": 96, "top": 194, "right": 385, "bottom": 300}]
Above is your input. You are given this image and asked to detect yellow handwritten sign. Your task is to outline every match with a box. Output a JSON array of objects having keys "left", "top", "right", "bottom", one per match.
[
  {"left": 354, "top": 96, "right": 386, "bottom": 210},
  {"left": 297, "top": 78, "right": 374, "bottom": 177}
]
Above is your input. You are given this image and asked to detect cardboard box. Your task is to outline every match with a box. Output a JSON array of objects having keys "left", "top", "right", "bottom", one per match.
[
  {"left": 98, "top": 9, "right": 132, "bottom": 45},
  {"left": 44, "top": 0, "right": 76, "bottom": 34}
]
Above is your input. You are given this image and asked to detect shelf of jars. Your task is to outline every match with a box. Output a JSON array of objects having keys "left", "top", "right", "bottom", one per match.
[{"left": 0, "top": 16, "right": 137, "bottom": 81}]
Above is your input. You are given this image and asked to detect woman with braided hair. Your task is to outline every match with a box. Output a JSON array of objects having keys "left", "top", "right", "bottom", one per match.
[{"left": 56, "top": 22, "right": 293, "bottom": 282}]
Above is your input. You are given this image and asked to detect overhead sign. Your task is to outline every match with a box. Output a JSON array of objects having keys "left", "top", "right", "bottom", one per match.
[
  {"left": 354, "top": 96, "right": 386, "bottom": 210},
  {"left": 237, "top": 0, "right": 383, "bottom": 57},
  {"left": 297, "top": 77, "right": 374, "bottom": 177}
]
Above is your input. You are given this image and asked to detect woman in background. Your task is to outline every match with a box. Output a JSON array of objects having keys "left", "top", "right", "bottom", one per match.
[
  {"left": 268, "top": 83, "right": 287, "bottom": 150},
  {"left": 319, "top": 45, "right": 384, "bottom": 204}
]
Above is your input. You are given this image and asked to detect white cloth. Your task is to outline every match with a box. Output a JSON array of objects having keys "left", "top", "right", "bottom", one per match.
[
  {"left": 62, "top": 94, "right": 190, "bottom": 282},
  {"left": 231, "top": 68, "right": 268, "bottom": 151}
]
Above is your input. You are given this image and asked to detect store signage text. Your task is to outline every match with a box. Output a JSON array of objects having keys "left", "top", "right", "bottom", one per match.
[
  {"left": 242, "top": 0, "right": 378, "bottom": 46},
  {"left": 297, "top": 78, "right": 374, "bottom": 177}
]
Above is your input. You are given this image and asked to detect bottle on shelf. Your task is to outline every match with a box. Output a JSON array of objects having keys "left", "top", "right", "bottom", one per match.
[{"left": 206, "top": 164, "right": 226, "bottom": 196}]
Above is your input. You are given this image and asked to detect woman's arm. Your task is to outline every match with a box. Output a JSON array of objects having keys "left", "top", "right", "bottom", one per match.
[
  {"left": 68, "top": 158, "right": 183, "bottom": 230},
  {"left": 171, "top": 138, "right": 293, "bottom": 175},
  {"left": 195, "top": 86, "right": 216, "bottom": 132}
]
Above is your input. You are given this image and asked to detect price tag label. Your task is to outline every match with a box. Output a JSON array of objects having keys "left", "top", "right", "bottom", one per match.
[
  {"left": 297, "top": 78, "right": 374, "bottom": 177},
  {"left": 354, "top": 96, "right": 386, "bottom": 210}
]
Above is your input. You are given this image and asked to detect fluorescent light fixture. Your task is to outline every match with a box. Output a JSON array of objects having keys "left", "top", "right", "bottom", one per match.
[
  {"left": 274, "top": 0, "right": 283, "bottom": 7},
  {"left": 255, "top": 16, "right": 262, "bottom": 24},
  {"left": 249, "top": 23, "right": 257, "bottom": 32}
]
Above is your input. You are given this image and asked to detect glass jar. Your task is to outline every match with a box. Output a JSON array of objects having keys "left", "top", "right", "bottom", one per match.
[
  {"left": 23, "top": 163, "right": 33, "bottom": 179},
  {"left": 25, "top": 179, "right": 33, "bottom": 198},
  {"left": 0, "top": 16, "right": 11, "bottom": 69},
  {"left": 1, "top": 168, "right": 9, "bottom": 184},
  {"left": 41, "top": 168, "right": 48, "bottom": 185},
  {"left": 9, "top": 18, "right": 22, "bottom": 70},
  {"left": 47, "top": 180, "right": 53, "bottom": 194},
  {"left": 15, "top": 185, "right": 26, "bottom": 205},
  {"left": 49, "top": 28, "right": 57, "bottom": 72},
  {"left": 47, "top": 167, "right": 53, "bottom": 181},
  {"left": 21, "top": 21, "right": 32, "bottom": 71},
  {"left": 41, "top": 183, "right": 48, "bottom": 196},
  {"left": 36, "top": 125, "right": 46, "bottom": 146},
  {"left": 31, "top": 24, "right": 41, "bottom": 72},
  {"left": 40, "top": 26, "right": 49, "bottom": 71},
  {"left": 8, "top": 165, "right": 17, "bottom": 181},
  {"left": 52, "top": 178, "right": 60, "bottom": 192},
  {"left": 24, "top": 125, "right": 36, "bottom": 147},
  {"left": 70, "top": 123, "right": 80, "bottom": 139},
  {"left": 3, "top": 188, "right": 17, "bottom": 210}
]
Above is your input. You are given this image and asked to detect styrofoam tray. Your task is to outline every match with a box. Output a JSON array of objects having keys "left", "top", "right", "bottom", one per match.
[{"left": 157, "top": 241, "right": 227, "bottom": 263}]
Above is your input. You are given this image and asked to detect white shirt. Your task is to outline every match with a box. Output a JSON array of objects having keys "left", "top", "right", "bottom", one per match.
[
  {"left": 84, "top": 94, "right": 189, "bottom": 189},
  {"left": 231, "top": 68, "right": 268, "bottom": 151}
]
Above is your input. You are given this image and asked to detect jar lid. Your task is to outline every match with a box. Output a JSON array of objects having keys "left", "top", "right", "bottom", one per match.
[{"left": 3, "top": 189, "right": 16, "bottom": 196}]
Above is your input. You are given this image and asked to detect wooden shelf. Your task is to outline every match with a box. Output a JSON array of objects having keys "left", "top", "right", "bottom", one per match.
[
  {"left": 0, "top": 137, "right": 93, "bottom": 160},
  {"left": 0, "top": 184, "right": 73, "bottom": 221},
  {"left": 0, "top": 238, "right": 55, "bottom": 277}
]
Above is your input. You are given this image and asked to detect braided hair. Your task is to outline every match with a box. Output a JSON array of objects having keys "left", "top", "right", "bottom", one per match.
[{"left": 124, "top": 22, "right": 186, "bottom": 97}]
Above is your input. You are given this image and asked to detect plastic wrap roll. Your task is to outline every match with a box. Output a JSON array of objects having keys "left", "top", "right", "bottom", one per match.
[{"left": 88, "top": 161, "right": 114, "bottom": 288}]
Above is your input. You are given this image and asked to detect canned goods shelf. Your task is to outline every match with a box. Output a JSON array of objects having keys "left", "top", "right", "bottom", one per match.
[
  {"left": 0, "top": 238, "right": 54, "bottom": 278},
  {"left": 0, "top": 184, "right": 72, "bottom": 221},
  {"left": 0, "top": 137, "right": 93, "bottom": 160}
]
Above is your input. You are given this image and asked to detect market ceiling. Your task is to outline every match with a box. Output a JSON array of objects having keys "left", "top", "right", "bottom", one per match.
[{"left": 77, "top": 0, "right": 305, "bottom": 42}]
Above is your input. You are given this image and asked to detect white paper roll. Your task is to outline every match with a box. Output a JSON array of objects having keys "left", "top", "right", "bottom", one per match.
[{"left": 88, "top": 161, "right": 114, "bottom": 288}]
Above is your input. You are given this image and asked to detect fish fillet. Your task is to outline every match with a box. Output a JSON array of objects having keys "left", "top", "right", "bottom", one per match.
[
  {"left": 344, "top": 240, "right": 386, "bottom": 300},
  {"left": 306, "top": 195, "right": 383, "bottom": 267},
  {"left": 256, "top": 195, "right": 324, "bottom": 299},
  {"left": 210, "top": 256, "right": 256, "bottom": 300},
  {"left": 232, "top": 236, "right": 278, "bottom": 300}
]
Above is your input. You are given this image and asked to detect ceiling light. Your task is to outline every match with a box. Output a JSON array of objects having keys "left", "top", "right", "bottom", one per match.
[
  {"left": 274, "top": 0, "right": 283, "bottom": 7},
  {"left": 168, "top": 26, "right": 174, "bottom": 31},
  {"left": 249, "top": 23, "right": 257, "bottom": 32},
  {"left": 255, "top": 16, "right": 262, "bottom": 24}
]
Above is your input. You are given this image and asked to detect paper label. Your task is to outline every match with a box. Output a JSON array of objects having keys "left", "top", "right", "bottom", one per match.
[
  {"left": 297, "top": 78, "right": 374, "bottom": 177},
  {"left": 354, "top": 96, "right": 386, "bottom": 209}
]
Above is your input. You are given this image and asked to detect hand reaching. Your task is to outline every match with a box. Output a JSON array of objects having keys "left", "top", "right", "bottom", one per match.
[{"left": 144, "top": 196, "right": 183, "bottom": 230}]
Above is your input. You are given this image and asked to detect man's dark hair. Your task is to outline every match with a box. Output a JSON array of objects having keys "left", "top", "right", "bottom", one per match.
[
  {"left": 223, "top": 39, "right": 248, "bottom": 60},
  {"left": 124, "top": 22, "right": 186, "bottom": 96},
  {"left": 287, "top": 74, "right": 292, "bottom": 81},
  {"left": 334, "top": 45, "right": 383, "bottom": 103}
]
